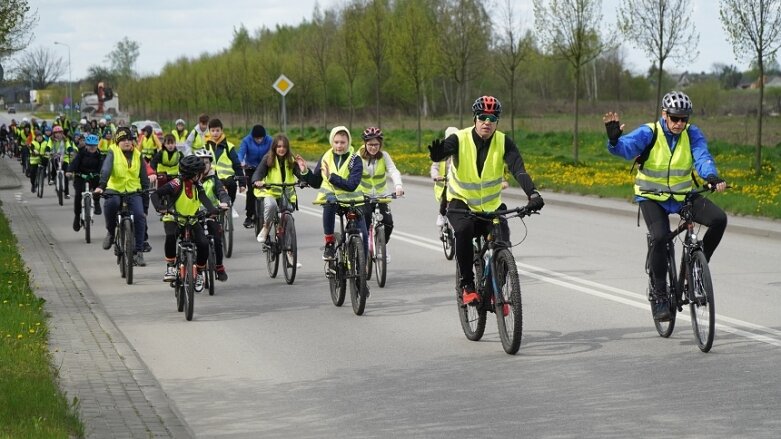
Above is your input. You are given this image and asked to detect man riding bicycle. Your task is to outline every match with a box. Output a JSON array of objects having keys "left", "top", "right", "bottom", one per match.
[
  {"left": 429, "top": 95, "right": 544, "bottom": 306},
  {"left": 603, "top": 90, "right": 728, "bottom": 322}
]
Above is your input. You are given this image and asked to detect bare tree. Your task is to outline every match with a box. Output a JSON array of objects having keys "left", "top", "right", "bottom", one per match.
[
  {"left": 13, "top": 46, "right": 66, "bottom": 88},
  {"left": 720, "top": 0, "right": 781, "bottom": 175},
  {"left": 0, "top": 0, "right": 37, "bottom": 57},
  {"left": 618, "top": 0, "right": 699, "bottom": 120},
  {"left": 534, "top": 0, "right": 610, "bottom": 162},
  {"left": 495, "top": 0, "right": 530, "bottom": 136}
]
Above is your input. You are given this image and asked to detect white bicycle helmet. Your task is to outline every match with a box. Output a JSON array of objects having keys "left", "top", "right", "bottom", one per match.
[{"left": 193, "top": 148, "right": 213, "bottom": 162}]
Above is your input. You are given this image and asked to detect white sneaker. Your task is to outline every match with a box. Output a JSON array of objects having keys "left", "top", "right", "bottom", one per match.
[
  {"left": 194, "top": 272, "right": 205, "bottom": 292},
  {"left": 436, "top": 214, "right": 445, "bottom": 227},
  {"left": 385, "top": 249, "right": 391, "bottom": 264},
  {"left": 163, "top": 265, "right": 176, "bottom": 282},
  {"left": 257, "top": 226, "right": 269, "bottom": 243}
]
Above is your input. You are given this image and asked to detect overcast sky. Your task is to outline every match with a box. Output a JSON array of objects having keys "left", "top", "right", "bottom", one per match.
[{"left": 24, "top": 0, "right": 749, "bottom": 82}]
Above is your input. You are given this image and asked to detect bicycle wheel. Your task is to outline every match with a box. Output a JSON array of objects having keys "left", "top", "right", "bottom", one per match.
[
  {"left": 117, "top": 228, "right": 126, "bottom": 279},
  {"left": 374, "top": 225, "right": 387, "bottom": 288},
  {"left": 56, "top": 171, "right": 64, "bottom": 206},
  {"left": 266, "top": 220, "right": 280, "bottom": 278},
  {"left": 184, "top": 252, "right": 195, "bottom": 321},
  {"left": 365, "top": 224, "right": 374, "bottom": 281},
  {"left": 348, "top": 235, "right": 368, "bottom": 316},
  {"left": 442, "top": 223, "right": 455, "bottom": 260},
  {"left": 124, "top": 220, "right": 134, "bottom": 285},
  {"left": 207, "top": 239, "right": 216, "bottom": 296},
  {"left": 456, "top": 251, "right": 486, "bottom": 341},
  {"left": 689, "top": 251, "right": 715, "bottom": 352},
  {"left": 176, "top": 254, "right": 185, "bottom": 312},
  {"left": 494, "top": 249, "right": 523, "bottom": 354},
  {"left": 224, "top": 210, "right": 234, "bottom": 258},
  {"left": 282, "top": 215, "right": 297, "bottom": 285},
  {"left": 83, "top": 195, "right": 91, "bottom": 244},
  {"left": 652, "top": 245, "right": 678, "bottom": 338},
  {"left": 36, "top": 167, "right": 45, "bottom": 198}
]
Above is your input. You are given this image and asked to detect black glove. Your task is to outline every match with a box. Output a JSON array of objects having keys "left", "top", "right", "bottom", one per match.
[
  {"left": 605, "top": 120, "right": 622, "bottom": 146},
  {"left": 705, "top": 175, "right": 725, "bottom": 191},
  {"left": 526, "top": 193, "right": 544, "bottom": 212},
  {"left": 428, "top": 138, "right": 444, "bottom": 160}
]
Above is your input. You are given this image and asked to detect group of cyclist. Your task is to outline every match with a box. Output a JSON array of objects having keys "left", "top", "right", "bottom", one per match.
[{"left": 3, "top": 89, "right": 729, "bottom": 327}]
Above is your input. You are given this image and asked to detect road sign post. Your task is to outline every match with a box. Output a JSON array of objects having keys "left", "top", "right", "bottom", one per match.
[{"left": 272, "top": 75, "right": 294, "bottom": 134}]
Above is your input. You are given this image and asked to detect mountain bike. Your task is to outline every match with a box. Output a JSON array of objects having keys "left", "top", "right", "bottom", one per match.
[
  {"left": 364, "top": 193, "right": 399, "bottom": 288},
  {"left": 101, "top": 192, "right": 140, "bottom": 285},
  {"left": 53, "top": 154, "right": 65, "bottom": 206},
  {"left": 75, "top": 173, "right": 100, "bottom": 244},
  {"left": 450, "top": 206, "right": 537, "bottom": 355},
  {"left": 642, "top": 186, "right": 724, "bottom": 353},
  {"left": 260, "top": 182, "right": 304, "bottom": 285},
  {"left": 324, "top": 197, "right": 369, "bottom": 315},
  {"left": 35, "top": 156, "right": 48, "bottom": 199},
  {"left": 201, "top": 215, "right": 217, "bottom": 296},
  {"left": 217, "top": 200, "right": 234, "bottom": 259},
  {"left": 169, "top": 212, "right": 207, "bottom": 321}
]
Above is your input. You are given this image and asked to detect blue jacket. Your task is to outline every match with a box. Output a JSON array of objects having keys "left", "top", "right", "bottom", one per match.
[{"left": 237, "top": 133, "right": 272, "bottom": 168}]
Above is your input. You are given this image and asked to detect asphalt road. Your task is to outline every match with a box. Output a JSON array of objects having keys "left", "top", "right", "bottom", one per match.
[{"left": 2, "top": 114, "right": 780, "bottom": 437}]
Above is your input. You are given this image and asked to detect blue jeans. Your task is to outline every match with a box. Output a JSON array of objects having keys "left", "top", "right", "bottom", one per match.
[
  {"left": 322, "top": 204, "right": 368, "bottom": 257},
  {"left": 103, "top": 193, "right": 146, "bottom": 253}
]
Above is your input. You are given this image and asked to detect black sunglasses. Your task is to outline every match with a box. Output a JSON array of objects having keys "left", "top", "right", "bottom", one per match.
[
  {"left": 668, "top": 115, "right": 689, "bottom": 124},
  {"left": 476, "top": 114, "right": 498, "bottom": 123}
]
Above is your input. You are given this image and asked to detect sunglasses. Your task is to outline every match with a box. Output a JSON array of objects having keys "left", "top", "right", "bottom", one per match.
[
  {"left": 668, "top": 115, "right": 689, "bottom": 124},
  {"left": 476, "top": 114, "right": 498, "bottom": 123}
]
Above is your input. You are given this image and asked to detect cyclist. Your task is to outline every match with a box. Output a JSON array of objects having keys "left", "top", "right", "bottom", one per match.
[
  {"left": 205, "top": 118, "right": 246, "bottom": 206},
  {"left": 431, "top": 126, "right": 458, "bottom": 227},
  {"left": 194, "top": 148, "right": 232, "bottom": 281},
  {"left": 151, "top": 134, "right": 182, "bottom": 188},
  {"left": 47, "top": 125, "right": 76, "bottom": 199},
  {"left": 238, "top": 124, "right": 272, "bottom": 229},
  {"left": 429, "top": 95, "right": 544, "bottom": 306},
  {"left": 603, "top": 90, "right": 728, "bottom": 322},
  {"left": 252, "top": 133, "right": 305, "bottom": 243},
  {"left": 357, "top": 127, "right": 404, "bottom": 262},
  {"left": 184, "top": 113, "right": 210, "bottom": 155},
  {"left": 296, "top": 125, "right": 366, "bottom": 260},
  {"left": 151, "top": 155, "right": 216, "bottom": 291},
  {"left": 172, "top": 118, "right": 188, "bottom": 150},
  {"left": 67, "top": 134, "right": 103, "bottom": 231},
  {"left": 28, "top": 130, "right": 49, "bottom": 193},
  {"left": 94, "top": 127, "right": 150, "bottom": 267},
  {"left": 98, "top": 129, "right": 114, "bottom": 160},
  {"left": 138, "top": 125, "right": 162, "bottom": 163}
]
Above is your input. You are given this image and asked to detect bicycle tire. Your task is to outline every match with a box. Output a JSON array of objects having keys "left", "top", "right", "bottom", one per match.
[
  {"left": 328, "top": 258, "right": 345, "bottom": 306},
  {"left": 184, "top": 251, "right": 195, "bottom": 321},
  {"left": 117, "top": 227, "right": 126, "bottom": 279},
  {"left": 456, "top": 250, "right": 487, "bottom": 341},
  {"left": 36, "top": 167, "right": 45, "bottom": 198},
  {"left": 494, "top": 249, "right": 523, "bottom": 354},
  {"left": 374, "top": 225, "right": 387, "bottom": 288},
  {"left": 224, "top": 210, "right": 234, "bottom": 258},
  {"left": 266, "top": 219, "right": 280, "bottom": 278},
  {"left": 56, "top": 171, "right": 64, "bottom": 206},
  {"left": 366, "top": 225, "right": 374, "bottom": 281},
  {"left": 124, "top": 219, "right": 134, "bottom": 285},
  {"left": 348, "top": 235, "right": 368, "bottom": 316},
  {"left": 442, "top": 224, "right": 455, "bottom": 260},
  {"left": 689, "top": 251, "right": 715, "bottom": 352},
  {"left": 652, "top": 243, "right": 678, "bottom": 337},
  {"left": 207, "top": 239, "right": 216, "bottom": 296},
  {"left": 83, "top": 195, "right": 91, "bottom": 244},
  {"left": 176, "top": 253, "right": 185, "bottom": 312},
  {"left": 282, "top": 215, "right": 297, "bottom": 285}
]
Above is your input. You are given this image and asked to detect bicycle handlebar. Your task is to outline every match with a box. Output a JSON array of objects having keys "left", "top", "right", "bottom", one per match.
[
  {"left": 641, "top": 184, "right": 731, "bottom": 197},
  {"left": 448, "top": 206, "right": 538, "bottom": 220},
  {"left": 364, "top": 193, "right": 400, "bottom": 203}
]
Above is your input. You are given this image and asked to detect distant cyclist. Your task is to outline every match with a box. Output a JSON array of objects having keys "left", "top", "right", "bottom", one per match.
[{"left": 67, "top": 134, "right": 103, "bottom": 231}]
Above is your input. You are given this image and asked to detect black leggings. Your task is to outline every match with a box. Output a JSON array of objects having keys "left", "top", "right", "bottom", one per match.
[
  {"left": 362, "top": 202, "right": 394, "bottom": 243},
  {"left": 640, "top": 197, "right": 728, "bottom": 288},
  {"left": 446, "top": 199, "right": 509, "bottom": 288},
  {"left": 72, "top": 176, "right": 100, "bottom": 216},
  {"left": 163, "top": 221, "right": 209, "bottom": 267}
]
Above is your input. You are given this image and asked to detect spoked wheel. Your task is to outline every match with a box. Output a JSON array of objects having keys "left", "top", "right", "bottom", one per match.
[
  {"left": 83, "top": 195, "right": 92, "bottom": 244},
  {"left": 652, "top": 248, "right": 678, "bottom": 338},
  {"left": 223, "top": 210, "right": 234, "bottom": 258},
  {"left": 328, "top": 235, "right": 346, "bottom": 307},
  {"left": 184, "top": 252, "right": 195, "bottom": 321},
  {"left": 123, "top": 220, "right": 134, "bottom": 285},
  {"left": 176, "top": 257, "right": 185, "bottom": 313},
  {"left": 282, "top": 216, "right": 297, "bottom": 285},
  {"left": 36, "top": 168, "right": 45, "bottom": 198},
  {"left": 348, "top": 235, "right": 368, "bottom": 316},
  {"left": 689, "top": 251, "right": 715, "bottom": 352},
  {"left": 373, "top": 226, "right": 387, "bottom": 288},
  {"left": 494, "top": 250, "right": 523, "bottom": 355},
  {"left": 442, "top": 224, "right": 455, "bottom": 260},
  {"left": 366, "top": 225, "right": 374, "bottom": 281},
  {"left": 456, "top": 253, "right": 486, "bottom": 341},
  {"left": 117, "top": 230, "right": 126, "bottom": 279},
  {"left": 266, "top": 220, "right": 280, "bottom": 278},
  {"left": 207, "top": 240, "right": 216, "bottom": 296},
  {"left": 56, "top": 171, "right": 64, "bottom": 206}
]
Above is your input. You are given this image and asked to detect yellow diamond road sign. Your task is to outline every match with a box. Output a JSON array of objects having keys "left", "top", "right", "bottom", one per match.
[{"left": 273, "top": 74, "right": 294, "bottom": 96}]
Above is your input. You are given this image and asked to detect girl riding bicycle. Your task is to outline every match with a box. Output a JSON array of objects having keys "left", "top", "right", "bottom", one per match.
[{"left": 194, "top": 148, "right": 231, "bottom": 281}]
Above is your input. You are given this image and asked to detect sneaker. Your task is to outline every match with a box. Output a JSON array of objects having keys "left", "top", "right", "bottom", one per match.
[
  {"left": 385, "top": 249, "right": 391, "bottom": 264},
  {"left": 491, "top": 296, "right": 510, "bottom": 317},
  {"left": 216, "top": 266, "right": 228, "bottom": 282},
  {"left": 436, "top": 214, "right": 445, "bottom": 227},
  {"left": 142, "top": 241, "right": 152, "bottom": 252},
  {"left": 133, "top": 252, "right": 146, "bottom": 267},
  {"left": 163, "top": 265, "right": 176, "bottom": 282},
  {"left": 64, "top": 194, "right": 70, "bottom": 199},
  {"left": 242, "top": 217, "right": 254, "bottom": 229},
  {"left": 651, "top": 287, "right": 671, "bottom": 322},
  {"left": 461, "top": 282, "right": 480, "bottom": 305},
  {"left": 72, "top": 215, "right": 81, "bottom": 232},
  {"left": 194, "top": 272, "right": 205, "bottom": 292},
  {"left": 94, "top": 205, "right": 102, "bottom": 216},
  {"left": 102, "top": 233, "right": 114, "bottom": 250},
  {"left": 256, "top": 225, "right": 269, "bottom": 243},
  {"left": 322, "top": 242, "right": 335, "bottom": 261}
]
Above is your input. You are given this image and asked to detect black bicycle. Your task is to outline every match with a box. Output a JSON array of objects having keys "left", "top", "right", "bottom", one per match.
[
  {"left": 643, "top": 187, "right": 723, "bottom": 352},
  {"left": 52, "top": 154, "right": 66, "bottom": 206},
  {"left": 450, "top": 206, "right": 537, "bottom": 355},
  {"left": 201, "top": 215, "right": 218, "bottom": 296},
  {"left": 260, "top": 182, "right": 304, "bottom": 285},
  {"left": 364, "top": 193, "right": 398, "bottom": 288},
  {"left": 35, "top": 156, "right": 48, "bottom": 199},
  {"left": 101, "top": 192, "right": 141, "bottom": 285},
  {"left": 76, "top": 173, "right": 100, "bottom": 243},
  {"left": 217, "top": 202, "right": 234, "bottom": 259},
  {"left": 169, "top": 212, "right": 208, "bottom": 321},
  {"left": 324, "top": 198, "right": 369, "bottom": 315}
]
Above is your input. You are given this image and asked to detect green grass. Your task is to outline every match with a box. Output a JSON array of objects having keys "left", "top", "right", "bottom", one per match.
[{"left": 0, "top": 202, "right": 83, "bottom": 439}]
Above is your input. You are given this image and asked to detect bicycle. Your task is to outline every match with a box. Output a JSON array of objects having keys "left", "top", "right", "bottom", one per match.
[
  {"left": 642, "top": 186, "right": 724, "bottom": 353},
  {"left": 449, "top": 206, "right": 537, "bottom": 355},
  {"left": 201, "top": 214, "right": 218, "bottom": 296},
  {"left": 259, "top": 182, "right": 304, "bottom": 285},
  {"left": 76, "top": 173, "right": 100, "bottom": 243},
  {"left": 100, "top": 192, "right": 141, "bottom": 285},
  {"left": 434, "top": 177, "right": 455, "bottom": 260},
  {"left": 169, "top": 212, "right": 207, "bottom": 321},
  {"left": 35, "top": 156, "right": 49, "bottom": 199},
  {"left": 364, "top": 193, "right": 399, "bottom": 288},
  {"left": 53, "top": 154, "right": 66, "bottom": 206},
  {"left": 324, "top": 197, "right": 369, "bottom": 315}
]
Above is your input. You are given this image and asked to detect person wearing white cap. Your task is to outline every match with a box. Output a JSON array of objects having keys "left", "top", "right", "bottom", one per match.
[
  {"left": 431, "top": 126, "right": 458, "bottom": 227},
  {"left": 172, "top": 118, "right": 188, "bottom": 151}
]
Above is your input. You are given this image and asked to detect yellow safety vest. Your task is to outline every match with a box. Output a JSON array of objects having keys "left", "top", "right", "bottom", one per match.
[
  {"left": 172, "top": 129, "right": 189, "bottom": 145},
  {"left": 313, "top": 149, "right": 363, "bottom": 205},
  {"left": 210, "top": 141, "right": 237, "bottom": 179},
  {"left": 191, "top": 131, "right": 208, "bottom": 151},
  {"left": 359, "top": 150, "right": 389, "bottom": 198},
  {"left": 98, "top": 139, "right": 113, "bottom": 156},
  {"left": 433, "top": 161, "right": 447, "bottom": 201},
  {"left": 106, "top": 145, "right": 142, "bottom": 193},
  {"left": 201, "top": 175, "right": 219, "bottom": 205},
  {"left": 634, "top": 122, "right": 693, "bottom": 202},
  {"left": 30, "top": 140, "right": 45, "bottom": 165},
  {"left": 139, "top": 136, "right": 159, "bottom": 160},
  {"left": 254, "top": 159, "right": 298, "bottom": 203},
  {"left": 156, "top": 150, "right": 181, "bottom": 175},
  {"left": 447, "top": 128, "right": 505, "bottom": 212}
]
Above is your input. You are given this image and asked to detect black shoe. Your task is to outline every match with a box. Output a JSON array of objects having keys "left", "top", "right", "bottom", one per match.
[
  {"left": 142, "top": 241, "right": 152, "bottom": 252},
  {"left": 31, "top": 185, "right": 35, "bottom": 193},
  {"left": 242, "top": 217, "right": 254, "bottom": 229},
  {"left": 64, "top": 194, "right": 70, "bottom": 199},
  {"left": 652, "top": 300, "right": 671, "bottom": 322},
  {"left": 216, "top": 269, "right": 228, "bottom": 282},
  {"left": 322, "top": 243, "right": 335, "bottom": 261},
  {"left": 73, "top": 215, "right": 81, "bottom": 232},
  {"left": 94, "top": 205, "right": 102, "bottom": 216}
]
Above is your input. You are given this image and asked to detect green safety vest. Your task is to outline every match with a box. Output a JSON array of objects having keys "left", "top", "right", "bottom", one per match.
[
  {"left": 447, "top": 128, "right": 505, "bottom": 212},
  {"left": 359, "top": 150, "right": 388, "bottom": 197},
  {"left": 156, "top": 149, "right": 181, "bottom": 175},
  {"left": 106, "top": 145, "right": 142, "bottom": 193},
  {"left": 313, "top": 149, "right": 363, "bottom": 205},
  {"left": 634, "top": 122, "right": 693, "bottom": 202},
  {"left": 254, "top": 159, "right": 298, "bottom": 203},
  {"left": 210, "top": 141, "right": 237, "bottom": 179}
]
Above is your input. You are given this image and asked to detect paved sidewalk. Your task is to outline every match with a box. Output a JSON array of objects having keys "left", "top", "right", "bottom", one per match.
[{"left": 0, "top": 157, "right": 192, "bottom": 438}]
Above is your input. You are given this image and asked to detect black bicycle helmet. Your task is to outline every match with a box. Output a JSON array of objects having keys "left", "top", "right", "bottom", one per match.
[
  {"left": 178, "top": 154, "right": 206, "bottom": 179},
  {"left": 661, "top": 90, "right": 693, "bottom": 115},
  {"left": 361, "top": 126, "right": 383, "bottom": 141},
  {"left": 472, "top": 95, "right": 502, "bottom": 117}
]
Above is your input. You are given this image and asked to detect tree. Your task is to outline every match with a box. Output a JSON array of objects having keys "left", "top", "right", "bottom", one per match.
[
  {"left": 534, "top": 0, "right": 610, "bottom": 162},
  {"left": 0, "top": 0, "right": 37, "bottom": 57},
  {"left": 106, "top": 37, "right": 140, "bottom": 80},
  {"left": 85, "top": 65, "right": 117, "bottom": 87},
  {"left": 337, "top": 2, "right": 366, "bottom": 130},
  {"left": 13, "top": 46, "right": 65, "bottom": 89},
  {"left": 495, "top": 0, "right": 530, "bottom": 136},
  {"left": 356, "top": 0, "right": 390, "bottom": 126},
  {"left": 618, "top": 0, "right": 699, "bottom": 120},
  {"left": 308, "top": 5, "right": 337, "bottom": 132},
  {"left": 720, "top": 0, "right": 781, "bottom": 175},
  {"left": 713, "top": 63, "right": 743, "bottom": 89}
]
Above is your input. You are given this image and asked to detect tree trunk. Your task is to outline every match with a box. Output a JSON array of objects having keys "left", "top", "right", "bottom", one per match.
[
  {"left": 755, "top": 63, "right": 764, "bottom": 175},
  {"left": 573, "top": 65, "right": 580, "bottom": 163}
]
